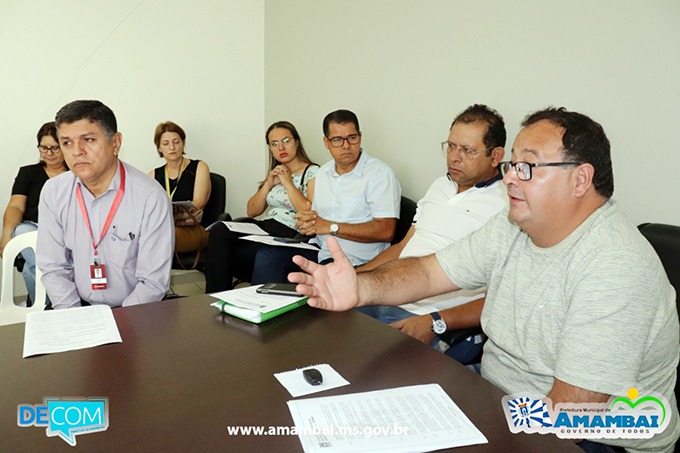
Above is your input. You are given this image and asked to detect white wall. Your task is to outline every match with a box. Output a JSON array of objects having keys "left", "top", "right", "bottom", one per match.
[
  {"left": 265, "top": 0, "right": 680, "bottom": 226},
  {"left": 0, "top": 0, "right": 265, "bottom": 222},
  {"left": 0, "top": 0, "right": 678, "bottom": 293}
]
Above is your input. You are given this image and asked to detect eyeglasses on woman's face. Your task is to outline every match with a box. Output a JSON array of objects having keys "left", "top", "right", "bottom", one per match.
[
  {"left": 269, "top": 136, "right": 294, "bottom": 148},
  {"left": 38, "top": 145, "right": 61, "bottom": 155}
]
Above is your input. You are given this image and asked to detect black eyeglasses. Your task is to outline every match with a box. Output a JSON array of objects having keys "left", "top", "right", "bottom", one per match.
[
  {"left": 38, "top": 145, "right": 61, "bottom": 154},
  {"left": 500, "top": 161, "right": 581, "bottom": 181},
  {"left": 327, "top": 134, "right": 361, "bottom": 148}
]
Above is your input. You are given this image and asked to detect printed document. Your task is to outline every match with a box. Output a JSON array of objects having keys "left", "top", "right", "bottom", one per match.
[
  {"left": 23, "top": 305, "right": 122, "bottom": 358},
  {"left": 207, "top": 221, "right": 268, "bottom": 235},
  {"left": 287, "top": 383, "right": 487, "bottom": 453}
]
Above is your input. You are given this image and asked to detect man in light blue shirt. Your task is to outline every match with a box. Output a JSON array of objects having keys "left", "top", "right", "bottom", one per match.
[
  {"left": 251, "top": 109, "right": 401, "bottom": 283},
  {"left": 37, "top": 100, "right": 174, "bottom": 309}
]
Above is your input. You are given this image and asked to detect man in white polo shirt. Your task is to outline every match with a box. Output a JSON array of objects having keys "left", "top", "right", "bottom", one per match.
[{"left": 356, "top": 105, "right": 507, "bottom": 364}]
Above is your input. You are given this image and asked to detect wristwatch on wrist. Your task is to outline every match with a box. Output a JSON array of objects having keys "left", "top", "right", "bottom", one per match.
[
  {"left": 329, "top": 223, "right": 339, "bottom": 236},
  {"left": 430, "top": 312, "right": 447, "bottom": 335}
]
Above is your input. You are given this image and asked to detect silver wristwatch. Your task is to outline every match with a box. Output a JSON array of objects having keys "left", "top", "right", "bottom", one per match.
[
  {"left": 431, "top": 312, "right": 447, "bottom": 335},
  {"left": 329, "top": 223, "right": 339, "bottom": 236}
]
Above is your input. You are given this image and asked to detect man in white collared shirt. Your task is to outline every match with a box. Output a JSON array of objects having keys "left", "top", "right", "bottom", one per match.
[
  {"left": 356, "top": 105, "right": 508, "bottom": 364},
  {"left": 357, "top": 104, "right": 508, "bottom": 363},
  {"left": 250, "top": 109, "right": 401, "bottom": 283}
]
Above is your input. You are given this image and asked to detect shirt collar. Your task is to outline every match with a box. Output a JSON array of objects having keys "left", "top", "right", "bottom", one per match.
[
  {"left": 474, "top": 171, "right": 502, "bottom": 188},
  {"left": 444, "top": 170, "right": 502, "bottom": 189},
  {"left": 75, "top": 160, "right": 123, "bottom": 198},
  {"left": 332, "top": 149, "right": 367, "bottom": 177}
]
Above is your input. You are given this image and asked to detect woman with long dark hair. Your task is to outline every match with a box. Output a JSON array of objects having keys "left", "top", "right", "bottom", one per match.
[{"left": 204, "top": 121, "right": 317, "bottom": 292}]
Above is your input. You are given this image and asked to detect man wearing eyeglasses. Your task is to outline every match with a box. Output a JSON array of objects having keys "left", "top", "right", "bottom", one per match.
[
  {"left": 355, "top": 104, "right": 507, "bottom": 365},
  {"left": 250, "top": 109, "right": 400, "bottom": 283},
  {"left": 289, "top": 107, "right": 679, "bottom": 453}
]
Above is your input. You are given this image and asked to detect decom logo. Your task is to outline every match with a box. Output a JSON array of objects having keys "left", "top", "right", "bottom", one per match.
[
  {"left": 17, "top": 397, "right": 109, "bottom": 446},
  {"left": 502, "top": 388, "right": 670, "bottom": 440}
]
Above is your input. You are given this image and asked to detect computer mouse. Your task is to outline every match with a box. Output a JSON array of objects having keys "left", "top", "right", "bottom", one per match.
[{"left": 303, "top": 368, "right": 323, "bottom": 386}]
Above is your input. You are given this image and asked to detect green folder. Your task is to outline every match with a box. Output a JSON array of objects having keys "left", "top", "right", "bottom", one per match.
[{"left": 211, "top": 297, "right": 308, "bottom": 324}]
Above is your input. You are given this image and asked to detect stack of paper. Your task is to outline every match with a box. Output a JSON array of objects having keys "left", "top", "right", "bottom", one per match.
[
  {"left": 211, "top": 285, "right": 308, "bottom": 324},
  {"left": 287, "top": 384, "right": 487, "bottom": 452},
  {"left": 205, "top": 221, "right": 318, "bottom": 250},
  {"left": 239, "top": 234, "right": 319, "bottom": 250},
  {"left": 206, "top": 221, "right": 268, "bottom": 235},
  {"left": 23, "top": 305, "right": 122, "bottom": 358}
]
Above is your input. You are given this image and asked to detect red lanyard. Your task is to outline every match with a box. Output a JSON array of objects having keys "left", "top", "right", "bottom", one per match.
[{"left": 76, "top": 161, "right": 126, "bottom": 264}]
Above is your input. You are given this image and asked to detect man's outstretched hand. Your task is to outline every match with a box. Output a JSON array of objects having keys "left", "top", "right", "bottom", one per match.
[{"left": 288, "top": 236, "right": 360, "bottom": 311}]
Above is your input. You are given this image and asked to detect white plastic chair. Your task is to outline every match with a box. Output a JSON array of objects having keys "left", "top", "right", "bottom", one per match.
[{"left": 0, "top": 231, "right": 46, "bottom": 325}]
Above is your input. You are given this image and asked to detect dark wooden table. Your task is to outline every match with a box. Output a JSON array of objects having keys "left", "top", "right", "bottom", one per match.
[{"left": 0, "top": 295, "right": 580, "bottom": 452}]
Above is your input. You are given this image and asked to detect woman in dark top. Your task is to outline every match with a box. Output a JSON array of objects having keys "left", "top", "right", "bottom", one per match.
[
  {"left": 149, "top": 121, "right": 211, "bottom": 255},
  {"left": 1, "top": 122, "right": 69, "bottom": 305}
]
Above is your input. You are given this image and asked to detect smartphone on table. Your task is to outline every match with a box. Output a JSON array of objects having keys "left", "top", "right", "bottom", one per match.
[
  {"left": 273, "top": 237, "right": 301, "bottom": 244},
  {"left": 255, "top": 283, "right": 302, "bottom": 297}
]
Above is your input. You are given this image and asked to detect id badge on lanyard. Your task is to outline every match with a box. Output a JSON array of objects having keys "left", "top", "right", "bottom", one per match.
[
  {"left": 90, "top": 263, "right": 108, "bottom": 290},
  {"left": 76, "top": 161, "right": 126, "bottom": 291}
]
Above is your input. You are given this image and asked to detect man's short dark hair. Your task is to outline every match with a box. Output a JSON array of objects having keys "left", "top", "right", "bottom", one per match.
[
  {"left": 323, "top": 109, "right": 360, "bottom": 137},
  {"left": 522, "top": 107, "right": 613, "bottom": 199},
  {"left": 451, "top": 104, "right": 506, "bottom": 155},
  {"left": 55, "top": 100, "right": 117, "bottom": 140}
]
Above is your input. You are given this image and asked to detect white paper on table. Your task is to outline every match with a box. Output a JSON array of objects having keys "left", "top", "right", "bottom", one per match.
[
  {"left": 275, "top": 363, "right": 349, "bottom": 397},
  {"left": 239, "top": 234, "right": 320, "bottom": 251},
  {"left": 206, "top": 221, "right": 269, "bottom": 235},
  {"left": 23, "top": 305, "right": 122, "bottom": 358},
  {"left": 287, "top": 383, "right": 487, "bottom": 453}
]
